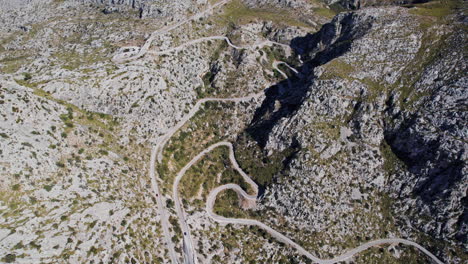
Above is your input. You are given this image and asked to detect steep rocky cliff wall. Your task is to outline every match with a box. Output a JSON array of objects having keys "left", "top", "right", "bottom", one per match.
[{"left": 241, "top": 3, "right": 466, "bottom": 262}]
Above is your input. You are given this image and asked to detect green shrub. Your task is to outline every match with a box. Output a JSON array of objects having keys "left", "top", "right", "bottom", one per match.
[
  {"left": 22, "top": 72, "right": 32, "bottom": 81},
  {"left": 13, "top": 242, "right": 23, "bottom": 250},
  {"left": 2, "top": 254, "right": 16, "bottom": 263},
  {"left": 21, "top": 142, "right": 33, "bottom": 147},
  {"left": 166, "top": 199, "right": 174, "bottom": 208},
  {"left": 89, "top": 246, "right": 98, "bottom": 255}
]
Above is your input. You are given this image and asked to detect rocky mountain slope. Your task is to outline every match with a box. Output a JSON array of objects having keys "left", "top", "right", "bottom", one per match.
[
  {"left": 239, "top": 1, "right": 467, "bottom": 263},
  {"left": 78, "top": 0, "right": 199, "bottom": 18},
  {"left": 0, "top": 0, "right": 466, "bottom": 263},
  {"left": 325, "top": 0, "right": 435, "bottom": 9}
]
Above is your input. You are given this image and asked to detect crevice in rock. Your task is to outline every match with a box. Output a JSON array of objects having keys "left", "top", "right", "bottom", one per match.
[{"left": 246, "top": 12, "right": 375, "bottom": 149}]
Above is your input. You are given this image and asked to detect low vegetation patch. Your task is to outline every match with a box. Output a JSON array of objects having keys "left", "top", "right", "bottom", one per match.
[
  {"left": 319, "top": 58, "right": 355, "bottom": 80},
  {"left": 215, "top": 0, "right": 311, "bottom": 28},
  {"left": 408, "top": 0, "right": 461, "bottom": 18},
  {"left": 234, "top": 132, "right": 297, "bottom": 187}
]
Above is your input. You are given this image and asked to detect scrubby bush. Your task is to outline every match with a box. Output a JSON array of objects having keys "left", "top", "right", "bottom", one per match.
[
  {"left": 23, "top": 72, "right": 32, "bottom": 81},
  {"left": 2, "top": 254, "right": 16, "bottom": 263}
]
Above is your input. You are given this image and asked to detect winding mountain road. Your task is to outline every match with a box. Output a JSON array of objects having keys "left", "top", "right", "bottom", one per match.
[
  {"left": 113, "top": 0, "right": 232, "bottom": 63},
  {"left": 147, "top": 36, "right": 290, "bottom": 56},
  {"left": 142, "top": 27, "right": 295, "bottom": 263},
  {"left": 272, "top": 60, "right": 289, "bottom": 80},
  {"left": 132, "top": 5, "right": 445, "bottom": 262},
  {"left": 153, "top": 90, "right": 267, "bottom": 264},
  {"left": 207, "top": 189, "right": 444, "bottom": 264},
  {"left": 174, "top": 143, "right": 445, "bottom": 264},
  {"left": 274, "top": 60, "right": 300, "bottom": 75},
  {"left": 152, "top": 36, "right": 295, "bottom": 164},
  {"left": 154, "top": 93, "right": 263, "bottom": 164},
  {"left": 147, "top": 38, "right": 443, "bottom": 263},
  {"left": 172, "top": 142, "right": 258, "bottom": 264},
  {"left": 149, "top": 147, "right": 179, "bottom": 264},
  {"left": 272, "top": 60, "right": 296, "bottom": 89},
  {"left": 149, "top": 48, "right": 295, "bottom": 264}
]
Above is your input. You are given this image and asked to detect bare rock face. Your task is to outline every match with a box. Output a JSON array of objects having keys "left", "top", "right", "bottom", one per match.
[
  {"left": 244, "top": 5, "right": 467, "bottom": 263},
  {"left": 324, "top": 0, "right": 358, "bottom": 9},
  {"left": 76, "top": 0, "right": 196, "bottom": 18},
  {"left": 0, "top": 0, "right": 52, "bottom": 10},
  {"left": 384, "top": 30, "right": 467, "bottom": 248},
  {"left": 324, "top": 0, "right": 433, "bottom": 9},
  {"left": 243, "top": 0, "right": 310, "bottom": 8},
  {"left": 239, "top": 195, "right": 257, "bottom": 209}
]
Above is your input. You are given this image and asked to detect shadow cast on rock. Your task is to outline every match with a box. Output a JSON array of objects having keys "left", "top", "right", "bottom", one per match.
[{"left": 246, "top": 12, "right": 375, "bottom": 148}]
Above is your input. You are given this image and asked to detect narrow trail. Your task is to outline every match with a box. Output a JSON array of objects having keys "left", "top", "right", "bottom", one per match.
[
  {"left": 272, "top": 60, "right": 289, "bottom": 80},
  {"left": 272, "top": 60, "right": 294, "bottom": 89},
  {"left": 113, "top": 0, "right": 232, "bottom": 63},
  {"left": 274, "top": 60, "right": 300, "bottom": 75},
  {"left": 147, "top": 36, "right": 290, "bottom": 56}
]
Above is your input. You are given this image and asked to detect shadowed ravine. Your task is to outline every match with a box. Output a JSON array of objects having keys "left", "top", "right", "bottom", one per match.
[
  {"left": 109, "top": 1, "right": 449, "bottom": 263},
  {"left": 143, "top": 34, "right": 444, "bottom": 264}
]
